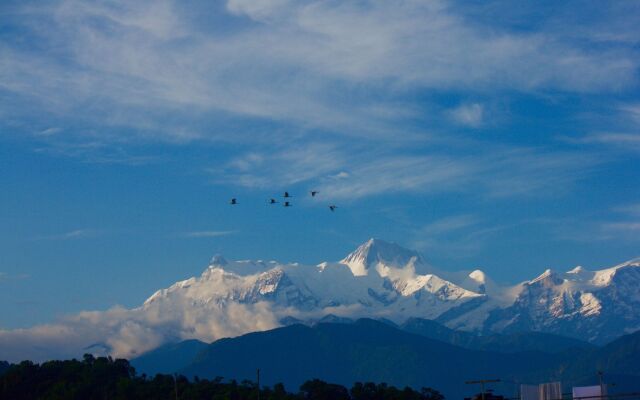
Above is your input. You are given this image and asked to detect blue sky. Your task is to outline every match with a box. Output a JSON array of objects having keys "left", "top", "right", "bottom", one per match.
[{"left": 1, "top": 0, "right": 639, "bottom": 329}]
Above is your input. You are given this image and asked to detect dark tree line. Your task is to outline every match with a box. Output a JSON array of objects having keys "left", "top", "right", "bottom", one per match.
[{"left": 0, "top": 355, "right": 444, "bottom": 400}]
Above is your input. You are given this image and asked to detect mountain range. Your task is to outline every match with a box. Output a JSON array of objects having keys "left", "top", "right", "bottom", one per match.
[
  {"left": 2, "top": 238, "right": 638, "bottom": 364},
  {"left": 142, "top": 238, "right": 640, "bottom": 345}
]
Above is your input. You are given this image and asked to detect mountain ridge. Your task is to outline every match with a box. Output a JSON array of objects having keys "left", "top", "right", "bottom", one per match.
[
  {"left": 141, "top": 238, "right": 640, "bottom": 346},
  {"left": 132, "top": 319, "right": 636, "bottom": 400}
]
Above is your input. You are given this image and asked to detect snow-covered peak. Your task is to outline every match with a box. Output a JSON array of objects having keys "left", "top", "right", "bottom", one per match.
[
  {"left": 468, "top": 269, "right": 487, "bottom": 284},
  {"left": 530, "top": 268, "right": 557, "bottom": 284},
  {"left": 340, "top": 238, "right": 426, "bottom": 276},
  {"left": 459, "top": 269, "right": 489, "bottom": 294},
  {"left": 209, "top": 254, "right": 228, "bottom": 266},
  {"left": 591, "top": 257, "right": 640, "bottom": 286},
  {"left": 205, "top": 258, "right": 278, "bottom": 277},
  {"left": 567, "top": 265, "right": 586, "bottom": 274},
  {"left": 455, "top": 268, "right": 513, "bottom": 300}
]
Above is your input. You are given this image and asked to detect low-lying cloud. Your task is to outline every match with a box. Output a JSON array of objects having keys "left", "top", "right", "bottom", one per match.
[{"left": 0, "top": 301, "right": 282, "bottom": 363}]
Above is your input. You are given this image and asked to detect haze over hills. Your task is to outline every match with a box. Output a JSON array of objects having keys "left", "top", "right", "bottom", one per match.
[{"left": 1, "top": 238, "right": 639, "bottom": 362}]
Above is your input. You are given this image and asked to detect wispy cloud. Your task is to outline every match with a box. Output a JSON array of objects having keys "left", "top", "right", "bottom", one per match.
[
  {"left": 214, "top": 139, "right": 595, "bottom": 201},
  {"left": 620, "top": 103, "right": 640, "bottom": 124},
  {"left": 33, "top": 229, "right": 99, "bottom": 241},
  {"left": 569, "top": 132, "right": 640, "bottom": 152},
  {"left": 213, "top": 142, "right": 349, "bottom": 189},
  {"left": 0, "top": 0, "right": 634, "bottom": 209},
  {"left": 410, "top": 214, "right": 510, "bottom": 259},
  {"left": 561, "top": 102, "right": 640, "bottom": 154},
  {"left": 1, "top": 0, "right": 637, "bottom": 146},
  {"left": 449, "top": 103, "right": 484, "bottom": 127},
  {"left": 615, "top": 203, "right": 640, "bottom": 217},
  {"left": 541, "top": 210, "right": 640, "bottom": 243},
  {"left": 180, "top": 230, "right": 236, "bottom": 238},
  {"left": 33, "top": 140, "right": 160, "bottom": 165},
  {"left": 419, "top": 215, "right": 481, "bottom": 236},
  {"left": 35, "top": 127, "right": 62, "bottom": 137},
  {"left": 602, "top": 222, "right": 640, "bottom": 232},
  {"left": 0, "top": 272, "right": 31, "bottom": 282}
]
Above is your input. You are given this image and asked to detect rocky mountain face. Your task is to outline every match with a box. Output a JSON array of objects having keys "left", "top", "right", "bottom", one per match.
[{"left": 142, "top": 238, "right": 640, "bottom": 345}]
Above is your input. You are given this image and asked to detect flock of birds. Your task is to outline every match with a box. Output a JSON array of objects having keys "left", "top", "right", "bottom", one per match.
[{"left": 230, "top": 191, "right": 338, "bottom": 211}]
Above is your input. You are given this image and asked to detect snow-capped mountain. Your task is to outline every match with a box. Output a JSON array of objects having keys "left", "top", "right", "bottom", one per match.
[
  {"left": 2, "top": 238, "right": 638, "bottom": 362},
  {"left": 142, "top": 238, "right": 640, "bottom": 345},
  {"left": 477, "top": 258, "right": 640, "bottom": 343},
  {"left": 143, "top": 239, "right": 482, "bottom": 323}
]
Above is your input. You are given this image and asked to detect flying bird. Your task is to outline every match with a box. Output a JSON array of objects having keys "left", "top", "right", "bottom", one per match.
[
  {"left": 329, "top": 205, "right": 337, "bottom": 212},
  {"left": 269, "top": 198, "right": 278, "bottom": 204},
  {"left": 310, "top": 191, "right": 319, "bottom": 197},
  {"left": 283, "top": 192, "right": 291, "bottom": 198},
  {"left": 230, "top": 198, "right": 237, "bottom": 205},
  {"left": 283, "top": 201, "right": 292, "bottom": 207}
]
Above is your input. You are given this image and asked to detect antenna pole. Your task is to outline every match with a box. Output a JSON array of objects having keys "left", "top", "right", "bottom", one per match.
[
  {"left": 598, "top": 371, "right": 604, "bottom": 400},
  {"left": 257, "top": 368, "right": 261, "bottom": 400},
  {"left": 466, "top": 379, "right": 501, "bottom": 400},
  {"left": 173, "top": 373, "right": 178, "bottom": 400}
]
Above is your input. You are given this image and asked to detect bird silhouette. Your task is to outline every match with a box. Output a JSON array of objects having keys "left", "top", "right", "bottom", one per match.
[
  {"left": 329, "top": 205, "right": 337, "bottom": 212},
  {"left": 283, "top": 191, "right": 291, "bottom": 198},
  {"left": 230, "top": 198, "right": 237, "bottom": 205},
  {"left": 310, "top": 191, "right": 319, "bottom": 197},
  {"left": 283, "top": 201, "right": 292, "bottom": 207},
  {"left": 269, "top": 198, "right": 278, "bottom": 204}
]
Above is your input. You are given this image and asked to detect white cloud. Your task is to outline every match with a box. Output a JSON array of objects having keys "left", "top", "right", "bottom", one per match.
[
  {"left": 567, "top": 132, "right": 640, "bottom": 153},
  {"left": 214, "top": 139, "right": 594, "bottom": 201},
  {"left": 602, "top": 222, "right": 640, "bottom": 232},
  {"left": 214, "top": 142, "right": 348, "bottom": 189},
  {"left": 449, "top": 103, "right": 484, "bottom": 127},
  {"left": 409, "top": 215, "right": 509, "bottom": 259},
  {"left": 0, "top": 272, "right": 30, "bottom": 282},
  {"left": 32, "top": 141, "right": 159, "bottom": 165},
  {"left": 226, "top": 0, "right": 293, "bottom": 21},
  {"left": 1, "top": 0, "right": 637, "bottom": 145},
  {"left": 581, "top": 132, "right": 640, "bottom": 145},
  {"left": 420, "top": 215, "right": 480, "bottom": 236},
  {"left": 615, "top": 203, "right": 640, "bottom": 217},
  {"left": 620, "top": 103, "right": 640, "bottom": 124},
  {"left": 36, "top": 127, "right": 62, "bottom": 136},
  {"left": 181, "top": 230, "right": 236, "bottom": 238},
  {"left": 33, "top": 229, "right": 99, "bottom": 241},
  {"left": 330, "top": 171, "right": 350, "bottom": 180},
  {"left": 0, "top": 0, "right": 632, "bottom": 205},
  {"left": 540, "top": 215, "right": 640, "bottom": 243},
  {"left": 0, "top": 301, "right": 281, "bottom": 362},
  {"left": 317, "top": 154, "right": 470, "bottom": 200}
]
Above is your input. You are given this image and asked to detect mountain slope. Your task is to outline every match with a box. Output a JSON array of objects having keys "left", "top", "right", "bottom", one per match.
[
  {"left": 401, "top": 317, "right": 594, "bottom": 353},
  {"left": 133, "top": 320, "right": 640, "bottom": 397},
  {"left": 130, "top": 339, "right": 208, "bottom": 376},
  {"left": 179, "top": 319, "right": 564, "bottom": 399}
]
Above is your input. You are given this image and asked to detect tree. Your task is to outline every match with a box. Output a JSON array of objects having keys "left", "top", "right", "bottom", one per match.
[{"left": 300, "top": 379, "right": 350, "bottom": 400}]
